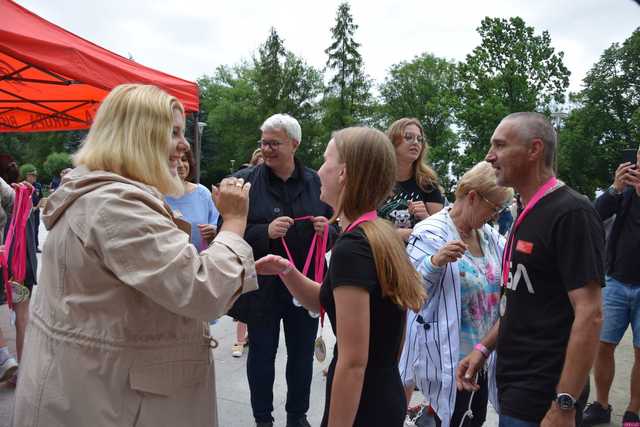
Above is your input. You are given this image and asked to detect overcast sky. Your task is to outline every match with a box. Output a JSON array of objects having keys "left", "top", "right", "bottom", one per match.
[{"left": 16, "top": 0, "right": 640, "bottom": 94}]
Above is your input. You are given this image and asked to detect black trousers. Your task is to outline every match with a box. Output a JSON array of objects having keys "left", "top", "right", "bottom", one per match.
[
  {"left": 435, "top": 370, "right": 489, "bottom": 427},
  {"left": 246, "top": 301, "right": 318, "bottom": 423},
  {"left": 30, "top": 209, "right": 40, "bottom": 248}
]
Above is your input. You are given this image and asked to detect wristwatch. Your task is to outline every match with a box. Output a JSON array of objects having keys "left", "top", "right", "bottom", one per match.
[
  {"left": 555, "top": 393, "right": 577, "bottom": 410},
  {"left": 607, "top": 185, "right": 623, "bottom": 196}
]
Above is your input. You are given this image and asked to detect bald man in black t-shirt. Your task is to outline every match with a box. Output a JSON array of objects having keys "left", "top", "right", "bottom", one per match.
[{"left": 455, "top": 112, "right": 605, "bottom": 427}]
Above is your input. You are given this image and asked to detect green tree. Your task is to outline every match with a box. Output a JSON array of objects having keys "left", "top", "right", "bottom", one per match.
[
  {"left": 198, "top": 64, "right": 262, "bottom": 185},
  {"left": 323, "top": 2, "right": 373, "bottom": 130},
  {"left": 456, "top": 17, "right": 570, "bottom": 173},
  {"left": 379, "top": 53, "right": 459, "bottom": 192},
  {"left": 557, "top": 27, "right": 640, "bottom": 197},
  {"left": 253, "top": 28, "right": 325, "bottom": 166},
  {"left": 198, "top": 28, "right": 325, "bottom": 184},
  {"left": 253, "top": 28, "right": 287, "bottom": 116},
  {"left": 0, "top": 131, "right": 75, "bottom": 181},
  {"left": 43, "top": 152, "right": 73, "bottom": 181}
]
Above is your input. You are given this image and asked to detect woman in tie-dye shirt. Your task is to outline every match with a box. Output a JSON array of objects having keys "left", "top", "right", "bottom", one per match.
[{"left": 400, "top": 161, "right": 513, "bottom": 427}]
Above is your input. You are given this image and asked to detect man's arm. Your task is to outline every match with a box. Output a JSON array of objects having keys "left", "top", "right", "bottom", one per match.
[
  {"left": 541, "top": 280, "right": 603, "bottom": 427},
  {"left": 594, "top": 162, "right": 634, "bottom": 220},
  {"left": 594, "top": 190, "right": 622, "bottom": 221},
  {"left": 556, "top": 280, "right": 603, "bottom": 396}
]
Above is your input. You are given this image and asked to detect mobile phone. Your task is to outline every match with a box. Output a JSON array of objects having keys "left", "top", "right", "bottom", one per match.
[{"left": 622, "top": 148, "right": 638, "bottom": 168}]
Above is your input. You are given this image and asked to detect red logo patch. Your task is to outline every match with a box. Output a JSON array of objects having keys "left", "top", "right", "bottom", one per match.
[{"left": 516, "top": 240, "right": 534, "bottom": 254}]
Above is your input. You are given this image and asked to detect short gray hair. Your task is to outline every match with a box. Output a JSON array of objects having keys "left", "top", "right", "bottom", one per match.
[
  {"left": 503, "top": 112, "right": 557, "bottom": 168},
  {"left": 260, "top": 114, "right": 302, "bottom": 143}
]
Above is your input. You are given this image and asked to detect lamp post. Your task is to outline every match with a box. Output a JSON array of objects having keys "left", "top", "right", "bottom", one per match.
[
  {"left": 550, "top": 111, "right": 568, "bottom": 173},
  {"left": 193, "top": 120, "right": 207, "bottom": 183},
  {"left": 229, "top": 159, "right": 236, "bottom": 174}
]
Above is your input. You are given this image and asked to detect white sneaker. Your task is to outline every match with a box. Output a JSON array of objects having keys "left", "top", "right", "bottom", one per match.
[
  {"left": 0, "top": 357, "right": 18, "bottom": 382},
  {"left": 231, "top": 343, "right": 244, "bottom": 358}
]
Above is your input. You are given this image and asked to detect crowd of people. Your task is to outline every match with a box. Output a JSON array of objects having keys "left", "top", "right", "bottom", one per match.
[{"left": 0, "top": 83, "right": 638, "bottom": 427}]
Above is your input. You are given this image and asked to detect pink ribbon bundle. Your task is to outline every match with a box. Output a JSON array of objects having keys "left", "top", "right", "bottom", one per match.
[
  {"left": 2, "top": 184, "right": 34, "bottom": 309},
  {"left": 280, "top": 216, "right": 329, "bottom": 322}
]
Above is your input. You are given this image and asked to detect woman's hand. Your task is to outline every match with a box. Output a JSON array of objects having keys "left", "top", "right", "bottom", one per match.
[
  {"left": 431, "top": 240, "right": 467, "bottom": 267},
  {"left": 456, "top": 351, "right": 485, "bottom": 392},
  {"left": 409, "top": 201, "right": 429, "bottom": 221},
  {"left": 255, "top": 254, "right": 292, "bottom": 276},
  {"left": 198, "top": 224, "right": 217, "bottom": 243},
  {"left": 212, "top": 178, "right": 250, "bottom": 222},
  {"left": 213, "top": 178, "right": 250, "bottom": 236}
]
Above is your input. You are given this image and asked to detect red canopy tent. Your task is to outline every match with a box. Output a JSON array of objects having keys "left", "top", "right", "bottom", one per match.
[{"left": 0, "top": 0, "right": 199, "bottom": 133}]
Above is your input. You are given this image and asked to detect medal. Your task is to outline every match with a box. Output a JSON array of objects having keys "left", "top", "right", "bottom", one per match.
[
  {"left": 314, "top": 335, "right": 327, "bottom": 362},
  {"left": 499, "top": 293, "right": 507, "bottom": 317}
]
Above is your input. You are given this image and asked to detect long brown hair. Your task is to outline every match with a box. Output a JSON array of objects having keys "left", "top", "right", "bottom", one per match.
[
  {"left": 332, "top": 127, "right": 426, "bottom": 311},
  {"left": 386, "top": 118, "right": 439, "bottom": 192}
]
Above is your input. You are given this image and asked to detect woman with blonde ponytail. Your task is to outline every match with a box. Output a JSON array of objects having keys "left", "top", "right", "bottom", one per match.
[{"left": 256, "top": 127, "right": 426, "bottom": 427}]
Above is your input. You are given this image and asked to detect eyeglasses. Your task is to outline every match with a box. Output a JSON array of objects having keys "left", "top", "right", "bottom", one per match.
[
  {"left": 403, "top": 134, "right": 425, "bottom": 144},
  {"left": 258, "top": 139, "right": 285, "bottom": 150},
  {"left": 478, "top": 192, "right": 504, "bottom": 214}
]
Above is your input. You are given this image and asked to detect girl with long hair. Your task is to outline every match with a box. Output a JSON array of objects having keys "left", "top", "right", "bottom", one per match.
[{"left": 256, "top": 127, "right": 426, "bottom": 427}]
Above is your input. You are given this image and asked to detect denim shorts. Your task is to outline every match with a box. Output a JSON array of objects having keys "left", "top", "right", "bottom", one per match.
[{"left": 601, "top": 276, "right": 640, "bottom": 347}]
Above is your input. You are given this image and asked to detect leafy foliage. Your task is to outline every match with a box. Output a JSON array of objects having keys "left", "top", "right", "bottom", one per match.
[
  {"left": 456, "top": 17, "right": 570, "bottom": 172},
  {"left": 557, "top": 27, "right": 640, "bottom": 197},
  {"left": 323, "top": 2, "right": 373, "bottom": 131},
  {"left": 378, "top": 53, "right": 459, "bottom": 192}
]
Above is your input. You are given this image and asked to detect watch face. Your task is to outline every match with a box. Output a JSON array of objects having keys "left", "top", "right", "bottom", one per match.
[{"left": 557, "top": 394, "right": 575, "bottom": 410}]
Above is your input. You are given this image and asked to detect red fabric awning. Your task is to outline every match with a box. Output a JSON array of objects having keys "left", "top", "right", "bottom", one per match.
[{"left": 0, "top": 0, "right": 199, "bottom": 133}]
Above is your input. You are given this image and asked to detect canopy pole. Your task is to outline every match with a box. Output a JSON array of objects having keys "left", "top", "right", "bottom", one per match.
[{"left": 192, "top": 113, "right": 201, "bottom": 183}]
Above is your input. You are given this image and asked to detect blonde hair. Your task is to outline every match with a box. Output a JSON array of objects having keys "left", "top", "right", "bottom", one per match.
[
  {"left": 386, "top": 118, "right": 440, "bottom": 191},
  {"left": 332, "top": 127, "right": 426, "bottom": 311},
  {"left": 455, "top": 161, "right": 514, "bottom": 205},
  {"left": 74, "top": 84, "right": 183, "bottom": 195}
]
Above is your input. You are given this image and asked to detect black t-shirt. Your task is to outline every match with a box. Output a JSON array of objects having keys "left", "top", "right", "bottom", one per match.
[
  {"left": 497, "top": 185, "right": 605, "bottom": 422},
  {"left": 611, "top": 191, "right": 640, "bottom": 284},
  {"left": 319, "top": 227, "right": 406, "bottom": 427},
  {"left": 378, "top": 178, "right": 444, "bottom": 228}
]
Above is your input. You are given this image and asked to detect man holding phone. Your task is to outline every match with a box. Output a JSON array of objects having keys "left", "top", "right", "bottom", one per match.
[{"left": 585, "top": 146, "right": 640, "bottom": 426}]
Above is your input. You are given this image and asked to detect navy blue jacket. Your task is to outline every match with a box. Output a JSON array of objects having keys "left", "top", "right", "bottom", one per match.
[{"left": 227, "top": 159, "right": 337, "bottom": 323}]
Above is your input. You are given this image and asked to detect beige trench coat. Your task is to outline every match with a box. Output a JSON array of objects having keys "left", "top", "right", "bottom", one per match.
[{"left": 13, "top": 167, "right": 258, "bottom": 427}]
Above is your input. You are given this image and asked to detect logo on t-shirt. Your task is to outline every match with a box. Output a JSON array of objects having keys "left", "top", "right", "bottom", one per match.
[
  {"left": 516, "top": 240, "right": 534, "bottom": 254},
  {"left": 505, "top": 263, "right": 535, "bottom": 294}
]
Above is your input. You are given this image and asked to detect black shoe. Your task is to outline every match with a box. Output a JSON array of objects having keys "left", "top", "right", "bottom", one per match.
[
  {"left": 286, "top": 416, "right": 311, "bottom": 427},
  {"left": 623, "top": 411, "right": 640, "bottom": 426},
  {"left": 583, "top": 401, "right": 611, "bottom": 426},
  {"left": 256, "top": 423, "right": 273, "bottom": 427}
]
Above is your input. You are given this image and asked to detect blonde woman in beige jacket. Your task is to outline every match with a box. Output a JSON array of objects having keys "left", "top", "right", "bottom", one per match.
[{"left": 13, "top": 84, "right": 258, "bottom": 427}]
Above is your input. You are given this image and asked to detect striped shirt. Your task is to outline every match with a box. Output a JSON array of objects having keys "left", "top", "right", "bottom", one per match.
[{"left": 398, "top": 209, "right": 504, "bottom": 427}]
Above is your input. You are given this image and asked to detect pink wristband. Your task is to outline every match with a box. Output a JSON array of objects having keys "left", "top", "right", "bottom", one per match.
[{"left": 474, "top": 343, "right": 490, "bottom": 358}]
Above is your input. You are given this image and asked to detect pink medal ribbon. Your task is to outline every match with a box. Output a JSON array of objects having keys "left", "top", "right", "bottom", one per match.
[
  {"left": 280, "top": 216, "right": 330, "bottom": 325},
  {"left": 501, "top": 177, "right": 558, "bottom": 288},
  {"left": 2, "top": 184, "right": 34, "bottom": 309}
]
